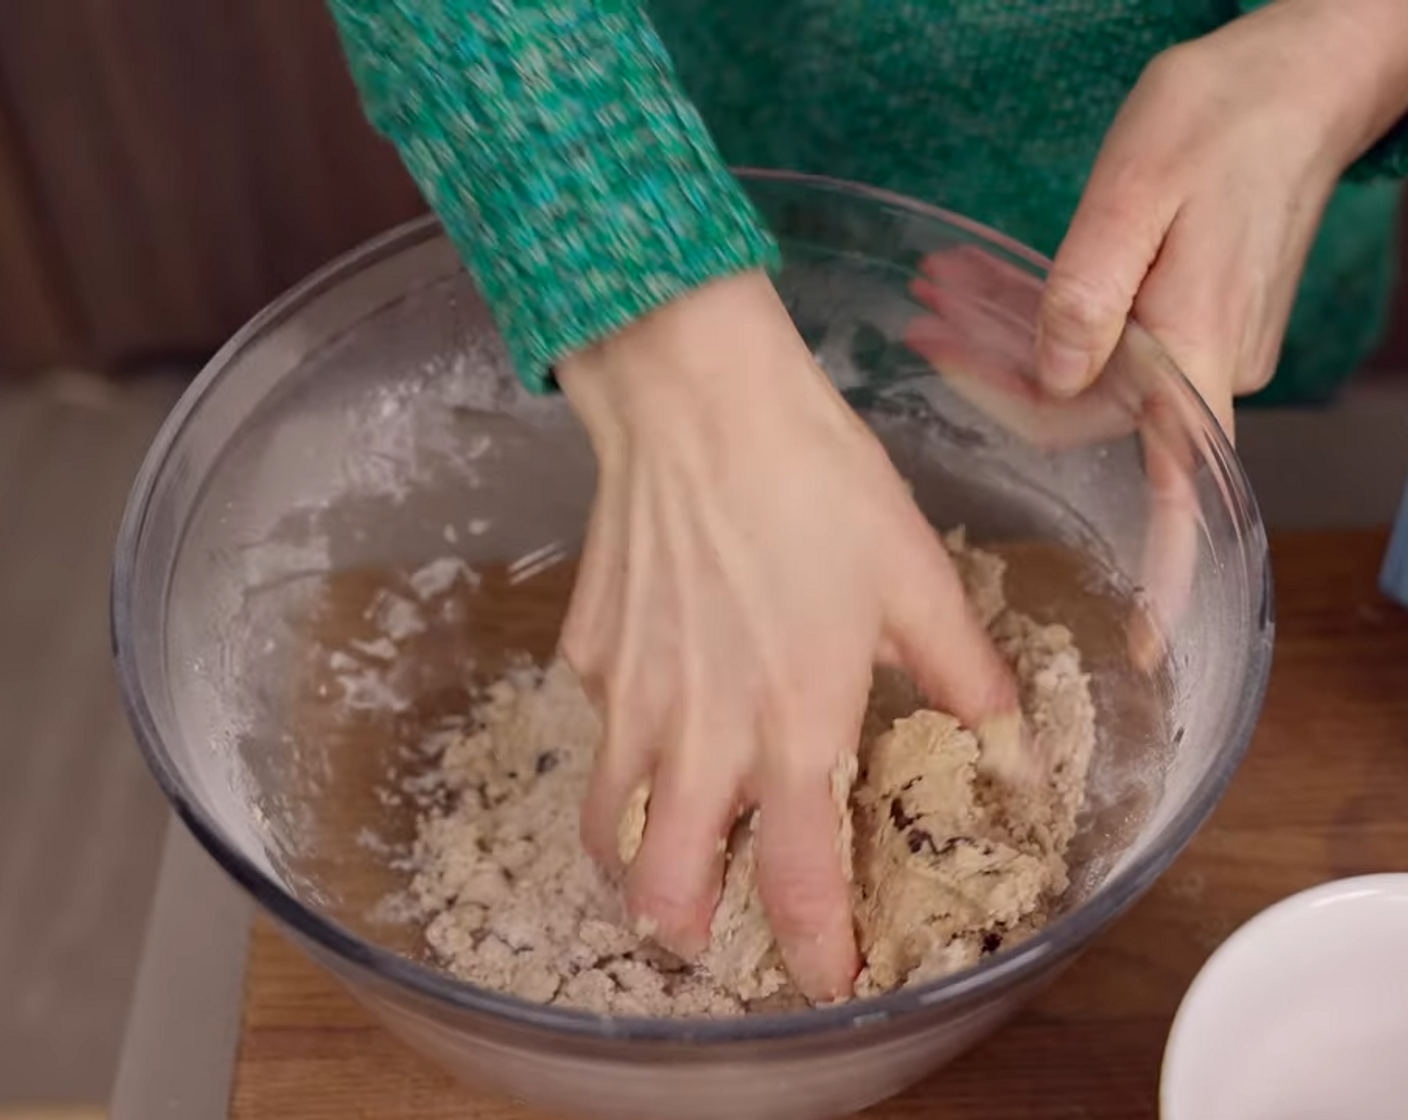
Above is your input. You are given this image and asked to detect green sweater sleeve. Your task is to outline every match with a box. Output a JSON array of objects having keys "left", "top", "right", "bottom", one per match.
[{"left": 326, "top": 0, "right": 779, "bottom": 391}]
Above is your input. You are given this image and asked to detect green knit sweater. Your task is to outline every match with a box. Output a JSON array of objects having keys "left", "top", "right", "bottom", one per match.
[{"left": 327, "top": 0, "right": 1408, "bottom": 405}]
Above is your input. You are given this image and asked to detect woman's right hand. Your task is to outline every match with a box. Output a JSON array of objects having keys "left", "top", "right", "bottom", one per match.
[
  {"left": 904, "top": 245, "right": 1205, "bottom": 672},
  {"left": 557, "top": 270, "right": 1023, "bottom": 1002}
]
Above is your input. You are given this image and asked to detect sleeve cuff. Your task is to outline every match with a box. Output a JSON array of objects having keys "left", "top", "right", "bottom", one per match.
[{"left": 329, "top": 0, "right": 779, "bottom": 391}]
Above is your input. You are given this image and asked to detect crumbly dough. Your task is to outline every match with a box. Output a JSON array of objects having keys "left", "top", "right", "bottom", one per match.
[{"left": 404, "top": 531, "right": 1095, "bottom": 1016}]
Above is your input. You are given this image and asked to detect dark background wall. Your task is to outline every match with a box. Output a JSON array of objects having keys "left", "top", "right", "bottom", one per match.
[
  {"left": 1, "top": 1, "right": 1404, "bottom": 379},
  {"left": 0, "top": 1, "right": 424, "bottom": 377}
]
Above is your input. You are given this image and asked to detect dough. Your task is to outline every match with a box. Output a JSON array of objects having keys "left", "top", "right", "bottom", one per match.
[{"left": 403, "top": 531, "right": 1095, "bottom": 1016}]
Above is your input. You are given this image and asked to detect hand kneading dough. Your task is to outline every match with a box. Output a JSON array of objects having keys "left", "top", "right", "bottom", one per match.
[{"left": 402, "top": 530, "right": 1095, "bottom": 1017}]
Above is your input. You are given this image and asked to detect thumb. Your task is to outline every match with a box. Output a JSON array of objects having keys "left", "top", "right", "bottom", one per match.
[{"left": 1038, "top": 180, "right": 1170, "bottom": 398}]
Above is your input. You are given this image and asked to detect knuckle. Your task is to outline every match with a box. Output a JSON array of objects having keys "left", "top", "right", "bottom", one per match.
[
  {"left": 627, "top": 874, "right": 704, "bottom": 941},
  {"left": 1141, "top": 42, "right": 1200, "bottom": 92},
  {"left": 1238, "top": 355, "right": 1276, "bottom": 396},
  {"left": 757, "top": 822, "right": 849, "bottom": 943},
  {"left": 581, "top": 749, "right": 648, "bottom": 869},
  {"left": 763, "top": 868, "right": 845, "bottom": 943},
  {"left": 1041, "top": 269, "right": 1124, "bottom": 343},
  {"left": 975, "top": 664, "right": 1021, "bottom": 724},
  {"left": 1085, "top": 186, "right": 1159, "bottom": 241},
  {"left": 579, "top": 814, "right": 615, "bottom": 870},
  {"left": 558, "top": 612, "right": 597, "bottom": 676},
  {"left": 580, "top": 780, "right": 621, "bottom": 865}
]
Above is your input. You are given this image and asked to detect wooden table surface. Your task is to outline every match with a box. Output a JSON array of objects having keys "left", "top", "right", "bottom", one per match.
[{"left": 229, "top": 529, "right": 1408, "bottom": 1120}]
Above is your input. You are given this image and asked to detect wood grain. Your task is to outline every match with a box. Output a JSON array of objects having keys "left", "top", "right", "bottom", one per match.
[
  {"left": 0, "top": 4, "right": 1404, "bottom": 378},
  {"left": 0, "top": 1110, "right": 106, "bottom": 1120},
  {"left": 0, "top": 94, "right": 82, "bottom": 375},
  {"left": 229, "top": 530, "right": 1408, "bottom": 1119},
  {"left": 0, "top": 0, "right": 424, "bottom": 371}
]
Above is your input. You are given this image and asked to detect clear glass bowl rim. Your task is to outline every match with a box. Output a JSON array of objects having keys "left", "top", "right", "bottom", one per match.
[{"left": 110, "top": 170, "right": 1273, "bottom": 1044}]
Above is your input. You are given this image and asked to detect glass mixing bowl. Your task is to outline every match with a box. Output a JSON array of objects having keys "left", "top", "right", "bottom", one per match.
[{"left": 113, "top": 172, "right": 1272, "bottom": 1120}]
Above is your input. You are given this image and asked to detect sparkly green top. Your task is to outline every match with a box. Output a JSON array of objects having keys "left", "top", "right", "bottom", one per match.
[{"left": 327, "top": 0, "right": 1407, "bottom": 404}]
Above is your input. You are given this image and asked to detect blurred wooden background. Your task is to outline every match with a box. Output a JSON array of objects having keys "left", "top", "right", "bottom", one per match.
[
  {"left": 0, "top": 1, "right": 425, "bottom": 377},
  {"left": 0, "top": 1, "right": 1405, "bottom": 379}
]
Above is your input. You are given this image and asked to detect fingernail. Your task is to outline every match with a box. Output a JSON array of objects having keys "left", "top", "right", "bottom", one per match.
[
  {"left": 629, "top": 907, "right": 708, "bottom": 960},
  {"left": 792, "top": 962, "right": 851, "bottom": 1003},
  {"left": 786, "top": 935, "right": 859, "bottom": 1003},
  {"left": 1037, "top": 332, "right": 1092, "bottom": 397}
]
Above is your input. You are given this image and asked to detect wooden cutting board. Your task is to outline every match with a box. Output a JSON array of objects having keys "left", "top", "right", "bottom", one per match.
[{"left": 229, "top": 529, "right": 1408, "bottom": 1120}]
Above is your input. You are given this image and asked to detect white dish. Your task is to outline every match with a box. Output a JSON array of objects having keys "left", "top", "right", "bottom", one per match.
[{"left": 1161, "top": 873, "right": 1408, "bottom": 1120}]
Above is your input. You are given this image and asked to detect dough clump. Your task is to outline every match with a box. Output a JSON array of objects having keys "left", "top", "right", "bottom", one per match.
[{"left": 405, "top": 531, "right": 1095, "bottom": 1016}]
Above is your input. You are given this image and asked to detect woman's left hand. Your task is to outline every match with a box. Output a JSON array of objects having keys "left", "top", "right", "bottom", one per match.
[{"left": 1035, "top": 0, "right": 1408, "bottom": 436}]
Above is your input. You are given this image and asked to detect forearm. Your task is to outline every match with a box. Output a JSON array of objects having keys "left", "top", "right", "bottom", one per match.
[
  {"left": 326, "top": 0, "right": 777, "bottom": 390},
  {"left": 1237, "top": 0, "right": 1408, "bottom": 177},
  {"left": 1311, "top": 0, "right": 1408, "bottom": 165}
]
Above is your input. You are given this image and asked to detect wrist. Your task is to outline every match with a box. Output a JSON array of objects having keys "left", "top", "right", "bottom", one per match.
[
  {"left": 558, "top": 270, "right": 823, "bottom": 450},
  {"left": 1288, "top": 0, "right": 1408, "bottom": 169}
]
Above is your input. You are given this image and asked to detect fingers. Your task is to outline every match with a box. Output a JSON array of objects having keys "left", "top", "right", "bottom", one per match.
[
  {"left": 880, "top": 528, "right": 1038, "bottom": 785},
  {"left": 560, "top": 461, "right": 629, "bottom": 676},
  {"left": 1130, "top": 392, "right": 1203, "bottom": 673},
  {"left": 919, "top": 245, "right": 1045, "bottom": 323},
  {"left": 754, "top": 721, "right": 863, "bottom": 1002},
  {"left": 573, "top": 601, "right": 665, "bottom": 870},
  {"left": 623, "top": 731, "right": 742, "bottom": 958},
  {"left": 880, "top": 521, "right": 1019, "bottom": 731},
  {"left": 907, "top": 307, "right": 1138, "bottom": 451},
  {"left": 580, "top": 703, "right": 660, "bottom": 871},
  {"left": 578, "top": 581, "right": 675, "bottom": 868},
  {"left": 906, "top": 272, "right": 1144, "bottom": 452},
  {"left": 1038, "top": 157, "right": 1173, "bottom": 398},
  {"left": 618, "top": 652, "right": 746, "bottom": 957},
  {"left": 1122, "top": 207, "right": 1247, "bottom": 442},
  {"left": 907, "top": 277, "right": 1035, "bottom": 397}
]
